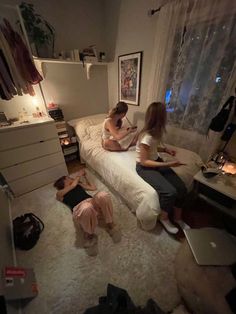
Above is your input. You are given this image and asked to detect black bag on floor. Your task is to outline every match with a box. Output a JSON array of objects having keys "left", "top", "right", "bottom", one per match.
[
  {"left": 13, "top": 213, "right": 44, "bottom": 250},
  {"left": 84, "top": 284, "right": 165, "bottom": 314}
]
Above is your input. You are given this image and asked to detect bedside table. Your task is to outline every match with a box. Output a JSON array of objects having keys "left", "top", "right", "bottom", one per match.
[
  {"left": 194, "top": 170, "right": 236, "bottom": 218},
  {"left": 61, "top": 137, "right": 80, "bottom": 162}
]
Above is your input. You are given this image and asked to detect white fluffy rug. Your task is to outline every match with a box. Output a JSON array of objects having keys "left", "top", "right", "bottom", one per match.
[{"left": 12, "top": 170, "right": 182, "bottom": 314}]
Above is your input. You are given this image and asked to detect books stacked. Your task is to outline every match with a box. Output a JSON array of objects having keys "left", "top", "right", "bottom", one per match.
[
  {"left": 48, "top": 108, "right": 68, "bottom": 139},
  {"left": 48, "top": 108, "right": 64, "bottom": 121},
  {"left": 82, "top": 45, "right": 98, "bottom": 62}
]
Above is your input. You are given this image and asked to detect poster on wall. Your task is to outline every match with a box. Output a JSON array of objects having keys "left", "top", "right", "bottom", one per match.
[{"left": 118, "top": 51, "right": 142, "bottom": 106}]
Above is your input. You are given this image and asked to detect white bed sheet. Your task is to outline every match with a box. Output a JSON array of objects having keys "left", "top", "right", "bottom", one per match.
[{"left": 68, "top": 114, "right": 203, "bottom": 230}]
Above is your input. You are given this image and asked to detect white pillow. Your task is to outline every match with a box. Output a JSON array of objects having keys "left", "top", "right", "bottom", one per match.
[
  {"left": 67, "top": 113, "right": 106, "bottom": 140},
  {"left": 68, "top": 114, "right": 106, "bottom": 128},
  {"left": 87, "top": 123, "right": 103, "bottom": 139}
]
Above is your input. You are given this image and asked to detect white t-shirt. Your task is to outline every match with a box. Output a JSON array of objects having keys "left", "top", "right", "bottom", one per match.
[{"left": 136, "top": 132, "right": 161, "bottom": 163}]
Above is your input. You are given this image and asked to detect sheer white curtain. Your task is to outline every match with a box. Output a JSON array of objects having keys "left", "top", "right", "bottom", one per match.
[
  {"left": 147, "top": 0, "right": 189, "bottom": 103},
  {"left": 149, "top": 0, "right": 236, "bottom": 161}
]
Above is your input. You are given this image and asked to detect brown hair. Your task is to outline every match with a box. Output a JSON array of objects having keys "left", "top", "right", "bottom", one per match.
[
  {"left": 54, "top": 176, "right": 66, "bottom": 190},
  {"left": 141, "top": 102, "right": 167, "bottom": 139},
  {"left": 108, "top": 101, "right": 128, "bottom": 118}
]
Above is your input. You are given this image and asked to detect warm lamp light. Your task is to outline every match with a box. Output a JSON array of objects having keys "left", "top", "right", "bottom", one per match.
[
  {"left": 222, "top": 162, "right": 236, "bottom": 175},
  {"left": 32, "top": 97, "right": 38, "bottom": 106},
  {"left": 60, "top": 138, "right": 71, "bottom": 146}
]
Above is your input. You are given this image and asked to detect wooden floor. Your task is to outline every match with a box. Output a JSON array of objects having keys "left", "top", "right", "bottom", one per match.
[
  {"left": 66, "top": 159, "right": 85, "bottom": 174},
  {"left": 183, "top": 195, "right": 236, "bottom": 235}
]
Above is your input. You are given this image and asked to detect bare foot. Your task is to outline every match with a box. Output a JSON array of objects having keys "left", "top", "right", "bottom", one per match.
[
  {"left": 83, "top": 233, "right": 98, "bottom": 248},
  {"left": 105, "top": 224, "right": 121, "bottom": 243}
]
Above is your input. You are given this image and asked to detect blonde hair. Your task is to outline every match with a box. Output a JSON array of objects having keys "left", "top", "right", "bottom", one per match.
[
  {"left": 140, "top": 102, "right": 167, "bottom": 139},
  {"left": 108, "top": 101, "right": 128, "bottom": 118}
]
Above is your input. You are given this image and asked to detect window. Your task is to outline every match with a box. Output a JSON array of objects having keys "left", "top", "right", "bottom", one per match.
[{"left": 165, "top": 18, "right": 235, "bottom": 134}]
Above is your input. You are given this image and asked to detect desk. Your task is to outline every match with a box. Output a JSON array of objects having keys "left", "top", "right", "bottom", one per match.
[{"left": 194, "top": 170, "right": 236, "bottom": 218}]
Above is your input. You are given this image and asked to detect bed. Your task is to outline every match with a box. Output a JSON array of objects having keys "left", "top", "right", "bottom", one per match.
[{"left": 68, "top": 114, "right": 203, "bottom": 230}]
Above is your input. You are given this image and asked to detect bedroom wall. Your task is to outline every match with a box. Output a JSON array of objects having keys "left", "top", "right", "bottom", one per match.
[
  {"left": 40, "top": 63, "right": 108, "bottom": 121},
  {"left": 2, "top": 0, "right": 107, "bottom": 54},
  {"left": 107, "top": 0, "right": 160, "bottom": 124},
  {"left": 0, "top": 0, "right": 109, "bottom": 121},
  {"left": 106, "top": 0, "right": 235, "bottom": 161}
]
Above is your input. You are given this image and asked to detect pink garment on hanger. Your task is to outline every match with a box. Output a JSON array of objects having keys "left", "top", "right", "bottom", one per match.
[{"left": 1, "top": 19, "right": 43, "bottom": 86}]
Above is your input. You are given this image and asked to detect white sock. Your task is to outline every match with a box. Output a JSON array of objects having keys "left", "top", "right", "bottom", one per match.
[
  {"left": 175, "top": 220, "right": 190, "bottom": 230},
  {"left": 160, "top": 219, "right": 179, "bottom": 234}
]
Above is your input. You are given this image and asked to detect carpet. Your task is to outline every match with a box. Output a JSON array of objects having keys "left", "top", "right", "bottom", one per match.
[{"left": 12, "top": 170, "right": 182, "bottom": 314}]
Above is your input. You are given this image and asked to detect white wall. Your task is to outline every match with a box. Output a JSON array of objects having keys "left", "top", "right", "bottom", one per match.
[
  {"left": 104, "top": 0, "right": 121, "bottom": 61},
  {"left": 0, "top": 86, "right": 46, "bottom": 120},
  {"left": 107, "top": 0, "right": 160, "bottom": 126},
  {"left": 106, "top": 0, "right": 236, "bottom": 160},
  {"left": 1, "top": 0, "right": 107, "bottom": 54},
  {"left": 0, "top": 2, "right": 46, "bottom": 119},
  {"left": 0, "top": 0, "right": 108, "bottom": 121},
  {"left": 41, "top": 63, "right": 108, "bottom": 121}
]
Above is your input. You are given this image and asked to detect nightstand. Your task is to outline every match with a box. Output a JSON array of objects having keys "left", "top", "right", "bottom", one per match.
[
  {"left": 194, "top": 170, "right": 236, "bottom": 218},
  {"left": 60, "top": 137, "right": 80, "bottom": 162},
  {"left": 48, "top": 108, "right": 80, "bottom": 163}
]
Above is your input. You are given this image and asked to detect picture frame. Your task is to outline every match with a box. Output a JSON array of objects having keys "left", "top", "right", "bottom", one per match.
[{"left": 118, "top": 51, "right": 142, "bottom": 106}]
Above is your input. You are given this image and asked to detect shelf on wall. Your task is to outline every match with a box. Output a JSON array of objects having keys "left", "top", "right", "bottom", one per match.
[{"left": 33, "top": 57, "right": 109, "bottom": 79}]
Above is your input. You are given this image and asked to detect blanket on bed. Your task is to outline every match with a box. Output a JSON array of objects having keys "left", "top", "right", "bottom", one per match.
[{"left": 68, "top": 114, "right": 203, "bottom": 230}]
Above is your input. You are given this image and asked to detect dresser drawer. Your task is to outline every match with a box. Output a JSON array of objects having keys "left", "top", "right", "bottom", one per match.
[
  {"left": 8, "top": 163, "right": 68, "bottom": 196},
  {"left": 0, "top": 139, "right": 61, "bottom": 169},
  {"left": 0, "top": 122, "right": 57, "bottom": 151},
  {"left": 2, "top": 152, "right": 65, "bottom": 182}
]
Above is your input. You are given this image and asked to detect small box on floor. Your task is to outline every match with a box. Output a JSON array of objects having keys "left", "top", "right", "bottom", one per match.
[{"left": 2, "top": 267, "right": 38, "bottom": 300}]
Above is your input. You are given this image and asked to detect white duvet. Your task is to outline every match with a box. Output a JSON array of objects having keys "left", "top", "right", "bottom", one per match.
[{"left": 68, "top": 114, "right": 203, "bottom": 230}]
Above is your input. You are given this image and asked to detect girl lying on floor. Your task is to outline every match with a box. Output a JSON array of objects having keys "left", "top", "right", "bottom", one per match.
[
  {"left": 54, "top": 169, "right": 121, "bottom": 249},
  {"left": 102, "top": 101, "right": 138, "bottom": 151}
]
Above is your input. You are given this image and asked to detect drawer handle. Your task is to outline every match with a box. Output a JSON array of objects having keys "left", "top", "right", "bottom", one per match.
[{"left": 40, "top": 140, "right": 44, "bottom": 143}]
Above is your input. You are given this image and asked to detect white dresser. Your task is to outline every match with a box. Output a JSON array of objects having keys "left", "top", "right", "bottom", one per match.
[{"left": 0, "top": 118, "right": 68, "bottom": 196}]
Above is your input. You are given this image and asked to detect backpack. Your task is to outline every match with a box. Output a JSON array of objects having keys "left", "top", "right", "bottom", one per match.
[
  {"left": 209, "top": 96, "right": 235, "bottom": 132},
  {"left": 13, "top": 213, "right": 44, "bottom": 250}
]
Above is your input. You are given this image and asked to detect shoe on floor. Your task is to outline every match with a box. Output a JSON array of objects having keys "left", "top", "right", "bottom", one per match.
[
  {"left": 106, "top": 226, "right": 122, "bottom": 243},
  {"left": 160, "top": 219, "right": 179, "bottom": 234},
  {"left": 175, "top": 220, "right": 190, "bottom": 231}
]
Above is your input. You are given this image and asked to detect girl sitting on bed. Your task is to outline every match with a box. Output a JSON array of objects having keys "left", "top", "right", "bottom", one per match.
[
  {"left": 54, "top": 169, "right": 120, "bottom": 248},
  {"left": 102, "top": 101, "right": 138, "bottom": 151},
  {"left": 136, "top": 102, "right": 190, "bottom": 235}
]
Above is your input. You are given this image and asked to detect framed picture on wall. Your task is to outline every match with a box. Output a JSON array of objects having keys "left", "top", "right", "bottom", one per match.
[{"left": 118, "top": 51, "right": 142, "bottom": 106}]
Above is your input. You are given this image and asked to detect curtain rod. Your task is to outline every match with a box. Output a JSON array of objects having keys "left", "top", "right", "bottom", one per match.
[
  {"left": 147, "top": 7, "right": 161, "bottom": 17},
  {"left": 148, "top": 0, "right": 175, "bottom": 17}
]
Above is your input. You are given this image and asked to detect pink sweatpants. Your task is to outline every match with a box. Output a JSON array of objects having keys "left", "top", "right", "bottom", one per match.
[{"left": 72, "top": 191, "right": 113, "bottom": 234}]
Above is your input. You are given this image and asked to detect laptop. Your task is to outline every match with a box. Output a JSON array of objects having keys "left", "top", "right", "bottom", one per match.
[{"left": 184, "top": 228, "right": 236, "bottom": 266}]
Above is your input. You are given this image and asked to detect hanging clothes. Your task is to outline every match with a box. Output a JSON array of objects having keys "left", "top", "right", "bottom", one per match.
[
  {"left": 0, "top": 49, "right": 17, "bottom": 96},
  {"left": 0, "top": 30, "right": 25, "bottom": 96},
  {"left": 1, "top": 19, "right": 43, "bottom": 85},
  {"left": 0, "top": 18, "right": 43, "bottom": 99}
]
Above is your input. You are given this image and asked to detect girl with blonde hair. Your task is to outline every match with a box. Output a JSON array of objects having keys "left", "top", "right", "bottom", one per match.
[
  {"left": 102, "top": 101, "right": 138, "bottom": 151},
  {"left": 136, "top": 102, "right": 189, "bottom": 234}
]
